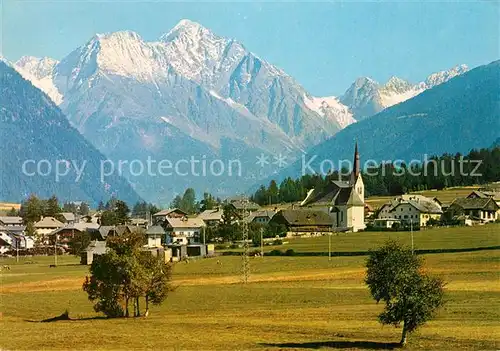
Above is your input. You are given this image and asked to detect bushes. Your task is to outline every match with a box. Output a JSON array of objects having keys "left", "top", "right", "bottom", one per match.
[
  {"left": 272, "top": 238, "right": 283, "bottom": 245},
  {"left": 285, "top": 249, "right": 295, "bottom": 256},
  {"left": 268, "top": 249, "right": 283, "bottom": 256}
]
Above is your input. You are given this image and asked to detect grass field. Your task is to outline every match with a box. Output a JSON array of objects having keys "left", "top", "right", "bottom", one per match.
[
  {"left": 229, "top": 223, "right": 500, "bottom": 254},
  {"left": 1, "top": 225, "right": 499, "bottom": 350},
  {"left": 365, "top": 186, "right": 479, "bottom": 209}
]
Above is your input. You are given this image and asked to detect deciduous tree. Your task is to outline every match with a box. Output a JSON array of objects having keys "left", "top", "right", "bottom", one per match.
[{"left": 365, "top": 241, "right": 445, "bottom": 346}]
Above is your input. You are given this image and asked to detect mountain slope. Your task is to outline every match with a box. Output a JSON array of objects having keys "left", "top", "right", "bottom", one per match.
[
  {"left": 265, "top": 60, "right": 500, "bottom": 184},
  {"left": 11, "top": 21, "right": 353, "bottom": 202},
  {"left": 0, "top": 61, "right": 141, "bottom": 205},
  {"left": 340, "top": 65, "right": 469, "bottom": 121}
]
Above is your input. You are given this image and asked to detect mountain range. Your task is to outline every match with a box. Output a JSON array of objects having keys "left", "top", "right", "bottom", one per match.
[
  {"left": 2, "top": 19, "right": 490, "bottom": 203},
  {"left": 0, "top": 61, "right": 141, "bottom": 205},
  {"left": 262, "top": 59, "right": 500, "bottom": 186}
]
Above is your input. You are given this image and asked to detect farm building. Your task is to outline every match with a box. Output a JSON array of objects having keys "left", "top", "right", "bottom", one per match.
[
  {"left": 197, "top": 208, "right": 223, "bottom": 226},
  {"left": 81, "top": 240, "right": 108, "bottom": 265},
  {"left": 377, "top": 195, "right": 443, "bottom": 227},
  {"left": 449, "top": 197, "right": 499, "bottom": 224},
  {"left": 269, "top": 209, "right": 332, "bottom": 237}
]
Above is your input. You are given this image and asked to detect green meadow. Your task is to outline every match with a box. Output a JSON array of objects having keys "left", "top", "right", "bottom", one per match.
[{"left": 1, "top": 225, "right": 499, "bottom": 350}]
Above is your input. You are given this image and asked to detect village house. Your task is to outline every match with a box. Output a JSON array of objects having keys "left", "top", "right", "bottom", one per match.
[
  {"left": 145, "top": 225, "right": 165, "bottom": 248},
  {"left": 81, "top": 240, "right": 108, "bottom": 265},
  {"left": 448, "top": 197, "right": 499, "bottom": 224},
  {"left": 0, "top": 216, "right": 23, "bottom": 227},
  {"left": 152, "top": 208, "right": 188, "bottom": 225},
  {"left": 269, "top": 209, "right": 332, "bottom": 237},
  {"left": 50, "top": 222, "right": 100, "bottom": 248},
  {"left": 467, "top": 190, "right": 500, "bottom": 216},
  {"left": 129, "top": 217, "right": 150, "bottom": 228},
  {"left": 34, "top": 217, "right": 65, "bottom": 241},
  {"left": 164, "top": 217, "right": 206, "bottom": 245},
  {"left": 197, "top": 207, "right": 224, "bottom": 226},
  {"left": 228, "top": 199, "right": 261, "bottom": 216},
  {"left": 300, "top": 143, "right": 365, "bottom": 232},
  {"left": 245, "top": 210, "right": 276, "bottom": 224},
  {"left": 59, "top": 212, "right": 77, "bottom": 225},
  {"left": 376, "top": 195, "right": 442, "bottom": 227}
]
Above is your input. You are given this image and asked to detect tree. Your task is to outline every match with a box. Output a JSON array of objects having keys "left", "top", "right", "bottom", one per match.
[
  {"left": 365, "top": 241, "right": 445, "bottom": 346},
  {"left": 69, "top": 230, "right": 92, "bottom": 256},
  {"left": 180, "top": 188, "right": 197, "bottom": 214},
  {"left": 62, "top": 202, "right": 78, "bottom": 214},
  {"left": 7, "top": 207, "right": 18, "bottom": 216},
  {"left": 83, "top": 230, "right": 171, "bottom": 318},
  {"left": 139, "top": 253, "right": 174, "bottom": 316},
  {"left": 97, "top": 201, "right": 105, "bottom": 211},
  {"left": 199, "top": 192, "right": 217, "bottom": 211},
  {"left": 100, "top": 210, "right": 118, "bottom": 226},
  {"left": 79, "top": 202, "right": 90, "bottom": 216},
  {"left": 45, "top": 195, "right": 61, "bottom": 218},
  {"left": 170, "top": 195, "right": 182, "bottom": 209},
  {"left": 114, "top": 200, "right": 130, "bottom": 224},
  {"left": 20, "top": 194, "right": 43, "bottom": 224}
]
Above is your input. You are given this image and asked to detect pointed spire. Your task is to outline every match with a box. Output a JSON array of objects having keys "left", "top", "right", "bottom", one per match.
[{"left": 351, "top": 142, "right": 360, "bottom": 183}]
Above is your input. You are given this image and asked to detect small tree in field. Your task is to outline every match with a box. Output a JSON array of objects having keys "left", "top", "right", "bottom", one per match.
[
  {"left": 83, "top": 231, "right": 173, "bottom": 318},
  {"left": 365, "top": 241, "right": 445, "bottom": 346}
]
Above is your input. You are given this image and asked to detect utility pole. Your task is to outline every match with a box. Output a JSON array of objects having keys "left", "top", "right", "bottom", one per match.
[
  {"left": 16, "top": 236, "right": 19, "bottom": 263},
  {"left": 410, "top": 220, "right": 414, "bottom": 254},
  {"left": 241, "top": 199, "right": 250, "bottom": 283},
  {"left": 328, "top": 231, "right": 332, "bottom": 261},
  {"left": 260, "top": 227, "right": 264, "bottom": 257},
  {"left": 54, "top": 233, "right": 58, "bottom": 266}
]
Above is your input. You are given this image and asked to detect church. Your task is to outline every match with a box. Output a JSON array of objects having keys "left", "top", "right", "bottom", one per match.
[{"left": 300, "top": 143, "right": 365, "bottom": 232}]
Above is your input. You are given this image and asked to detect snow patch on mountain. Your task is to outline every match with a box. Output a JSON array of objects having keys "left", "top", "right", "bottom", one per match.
[
  {"left": 303, "top": 95, "right": 356, "bottom": 128},
  {"left": 341, "top": 65, "right": 469, "bottom": 120},
  {"left": 14, "top": 56, "right": 64, "bottom": 105}
]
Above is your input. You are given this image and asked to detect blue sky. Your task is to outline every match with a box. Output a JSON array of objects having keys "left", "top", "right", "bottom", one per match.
[{"left": 1, "top": 0, "right": 498, "bottom": 95}]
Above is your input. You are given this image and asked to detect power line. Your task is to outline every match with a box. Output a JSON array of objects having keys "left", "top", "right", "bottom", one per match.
[{"left": 241, "top": 198, "right": 250, "bottom": 284}]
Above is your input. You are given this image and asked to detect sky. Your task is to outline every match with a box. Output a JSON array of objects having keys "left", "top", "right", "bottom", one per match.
[{"left": 1, "top": 0, "right": 498, "bottom": 96}]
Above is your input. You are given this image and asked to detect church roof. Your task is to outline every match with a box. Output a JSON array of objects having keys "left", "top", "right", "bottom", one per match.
[{"left": 300, "top": 180, "right": 363, "bottom": 207}]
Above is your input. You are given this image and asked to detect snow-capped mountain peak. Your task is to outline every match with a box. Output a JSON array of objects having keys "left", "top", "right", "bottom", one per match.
[
  {"left": 422, "top": 64, "right": 469, "bottom": 89},
  {"left": 341, "top": 64, "right": 469, "bottom": 120},
  {"left": 160, "top": 19, "right": 210, "bottom": 42},
  {"left": 16, "top": 56, "right": 59, "bottom": 79},
  {"left": 382, "top": 76, "right": 413, "bottom": 93}
]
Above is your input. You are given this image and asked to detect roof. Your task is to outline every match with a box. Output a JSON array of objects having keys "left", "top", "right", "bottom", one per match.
[
  {"left": 246, "top": 210, "right": 276, "bottom": 222},
  {"left": 165, "top": 217, "right": 206, "bottom": 229},
  {"left": 60, "top": 212, "right": 75, "bottom": 222},
  {"left": 153, "top": 208, "right": 187, "bottom": 217},
  {"left": 85, "top": 240, "right": 107, "bottom": 254},
  {"left": 0, "top": 225, "right": 26, "bottom": 233},
  {"left": 0, "top": 216, "right": 23, "bottom": 225},
  {"left": 34, "top": 217, "right": 64, "bottom": 229},
  {"left": 451, "top": 197, "right": 500, "bottom": 210},
  {"left": 389, "top": 198, "right": 442, "bottom": 214},
  {"left": 146, "top": 225, "right": 165, "bottom": 235},
  {"left": 51, "top": 222, "right": 100, "bottom": 235},
  {"left": 129, "top": 218, "right": 149, "bottom": 225},
  {"left": 469, "top": 190, "right": 500, "bottom": 201},
  {"left": 273, "top": 209, "right": 332, "bottom": 227},
  {"left": 229, "top": 200, "right": 261, "bottom": 211},
  {"left": 382, "top": 195, "right": 442, "bottom": 214},
  {"left": 97, "top": 225, "right": 144, "bottom": 239},
  {"left": 300, "top": 180, "right": 363, "bottom": 207},
  {"left": 197, "top": 208, "right": 223, "bottom": 221}
]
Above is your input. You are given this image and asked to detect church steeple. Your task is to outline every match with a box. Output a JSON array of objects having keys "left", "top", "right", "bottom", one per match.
[{"left": 350, "top": 142, "right": 360, "bottom": 184}]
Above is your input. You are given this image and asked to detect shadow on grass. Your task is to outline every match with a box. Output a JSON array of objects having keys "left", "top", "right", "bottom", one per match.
[
  {"left": 260, "top": 340, "right": 400, "bottom": 349},
  {"left": 25, "top": 311, "right": 107, "bottom": 323}
]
